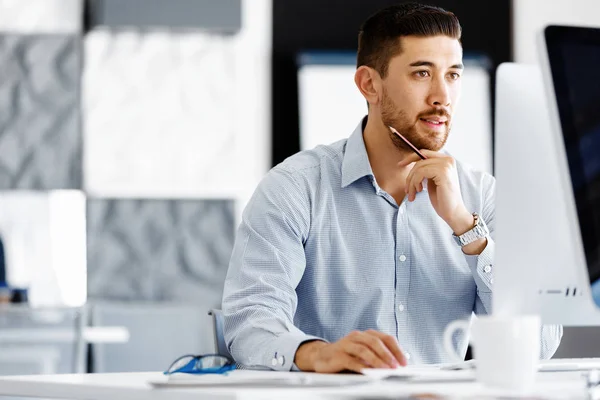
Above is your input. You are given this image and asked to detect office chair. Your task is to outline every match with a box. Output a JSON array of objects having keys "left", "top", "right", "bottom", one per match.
[{"left": 208, "top": 309, "right": 233, "bottom": 361}]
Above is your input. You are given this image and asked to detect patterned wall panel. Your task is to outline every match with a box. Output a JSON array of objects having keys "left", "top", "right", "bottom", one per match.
[
  {"left": 0, "top": 35, "right": 82, "bottom": 189},
  {"left": 0, "top": 0, "right": 271, "bottom": 306},
  {"left": 87, "top": 199, "right": 234, "bottom": 304},
  {"left": 83, "top": 30, "right": 240, "bottom": 198}
]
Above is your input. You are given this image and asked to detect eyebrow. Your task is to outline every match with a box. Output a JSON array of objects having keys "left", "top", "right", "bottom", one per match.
[{"left": 409, "top": 61, "right": 464, "bottom": 70}]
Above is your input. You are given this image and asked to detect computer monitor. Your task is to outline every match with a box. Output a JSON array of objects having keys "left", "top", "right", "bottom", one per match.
[
  {"left": 493, "top": 26, "right": 600, "bottom": 324},
  {"left": 541, "top": 25, "right": 600, "bottom": 310}
]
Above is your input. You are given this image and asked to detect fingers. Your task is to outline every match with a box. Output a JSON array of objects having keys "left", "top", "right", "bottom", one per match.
[
  {"left": 397, "top": 149, "right": 444, "bottom": 167},
  {"left": 313, "top": 350, "right": 371, "bottom": 374},
  {"left": 406, "top": 167, "right": 427, "bottom": 202},
  {"left": 397, "top": 152, "right": 422, "bottom": 167},
  {"left": 405, "top": 157, "right": 453, "bottom": 201},
  {"left": 367, "top": 330, "right": 408, "bottom": 367},
  {"left": 339, "top": 353, "right": 371, "bottom": 374},
  {"left": 350, "top": 331, "right": 400, "bottom": 368},
  {"left": 345, "top": 342, "right": 393, "bottom": 368},
  {"left": 417, "top": 149, "right": 445, "bottom": 158},
  {"left": 312, "top": 330, "right": 407, "bottom": 373},
  {"left": 361, "top": 330, "right": 402, "bottom": 368}
]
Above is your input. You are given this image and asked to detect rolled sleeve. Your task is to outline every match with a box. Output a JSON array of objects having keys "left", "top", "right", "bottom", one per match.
[{"left": 222, "top": 166, "right": 322, "bottom": 370}]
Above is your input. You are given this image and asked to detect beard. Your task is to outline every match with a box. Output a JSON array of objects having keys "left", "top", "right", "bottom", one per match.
[{"left": 380, "top": 86, "right": 451, "bottom": 152}]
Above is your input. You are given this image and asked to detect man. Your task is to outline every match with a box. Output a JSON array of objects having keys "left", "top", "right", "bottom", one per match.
[{"left": 222, "top": 3, "right": 562, "bottom": 373}]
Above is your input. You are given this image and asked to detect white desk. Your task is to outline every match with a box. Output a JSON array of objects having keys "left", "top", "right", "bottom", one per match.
[{"left": 0, "top": 369, "right": 596, "bottom": 400}]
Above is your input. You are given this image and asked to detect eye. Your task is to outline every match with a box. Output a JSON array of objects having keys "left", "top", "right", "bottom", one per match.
[
  {"left": 414, "top": 70, "right": 430, "bottom": 78},
  {"left": 448, "top": 72, "right": 461, "bottom": 80}
]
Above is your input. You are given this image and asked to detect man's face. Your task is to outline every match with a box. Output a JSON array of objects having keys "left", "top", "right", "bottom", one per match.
[{"left": 379, "top": 35, "right": 463, "bottom": 152}]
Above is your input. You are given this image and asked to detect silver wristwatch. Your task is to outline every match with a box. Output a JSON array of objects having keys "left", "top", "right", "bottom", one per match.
[{"left": 452, "top": 213, "right": 489, "bottom": 247}]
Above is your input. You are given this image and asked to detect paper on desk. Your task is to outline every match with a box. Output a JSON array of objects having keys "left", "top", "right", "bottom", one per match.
[
  {"left": 149, "top": 370, "right": 371, "bottom": 388},
  {"left": 361, "top": 366, "right": 475, "bottom": 382},
  {"left": 431, "top": 358, "right": 600, "bottom": 372},
  {"left": 357, "top": 369, "right": 587, "bottom": 400}
]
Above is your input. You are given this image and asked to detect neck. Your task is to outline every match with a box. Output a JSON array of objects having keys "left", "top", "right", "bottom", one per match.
[{"left": 362, "top": 115, "right": 415, "bottom": 195}]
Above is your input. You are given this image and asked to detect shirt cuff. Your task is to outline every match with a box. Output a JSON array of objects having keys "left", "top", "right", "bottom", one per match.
[
  {"left": 265, "top": 331, "right": 327, "bottom": 371},
  {"left": 464, "top": 236, "right": 495, "bottom": 292}
]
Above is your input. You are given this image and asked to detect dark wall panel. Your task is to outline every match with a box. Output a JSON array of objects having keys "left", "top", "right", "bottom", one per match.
[
  {"left": 85, "top": 0, "right": 241, "bottom": 32},
  {"left": 272, "top": 0, "right": 511, "bottom": 166}
]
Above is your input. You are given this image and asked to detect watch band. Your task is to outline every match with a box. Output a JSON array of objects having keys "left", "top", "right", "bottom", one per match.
[{"left": 452, "top": 213, "right": 489, "bottom": 247}]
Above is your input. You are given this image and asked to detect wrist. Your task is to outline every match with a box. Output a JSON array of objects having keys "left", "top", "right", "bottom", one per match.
[
  {"left": 447, "top": 208, "right": 474, "bottom": 235},
  {"left": 462, "top": 236, "right": 487, "bottom": 255},
  {"left": 294, "top": 340, "right": 328, "bottom": 371}
]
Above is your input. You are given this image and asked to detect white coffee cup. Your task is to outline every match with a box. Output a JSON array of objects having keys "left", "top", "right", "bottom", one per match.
[{"left": 443, "top": 314, "right": 541, "bottom": 392}]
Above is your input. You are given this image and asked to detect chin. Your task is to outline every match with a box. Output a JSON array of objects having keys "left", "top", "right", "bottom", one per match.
[
  {"left": 420, "top": 142, "right": 443, "bottom": 152},
  {"left": 419, "top": 131, "right": 448, "bottom": 151},
  {"left": 429, "top": 142, "right": 446, "bottom": 152}
]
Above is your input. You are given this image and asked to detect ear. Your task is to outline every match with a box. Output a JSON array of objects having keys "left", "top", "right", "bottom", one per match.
[{"left": 354, "top": 66, "right": 381, "bottom": 107}]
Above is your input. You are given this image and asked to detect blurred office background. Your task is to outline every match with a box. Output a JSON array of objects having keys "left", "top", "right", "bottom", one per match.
[{"left": 0, "top": 0, "right": 598, "bottom": 380}]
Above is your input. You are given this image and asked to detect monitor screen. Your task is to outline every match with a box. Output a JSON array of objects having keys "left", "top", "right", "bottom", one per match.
[{"left": 545, "top": 25, "right": 600, "bottom": 305}]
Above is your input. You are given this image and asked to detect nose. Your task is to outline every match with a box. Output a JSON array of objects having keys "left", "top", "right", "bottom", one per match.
[{"left": 428, "top": 76, "right": 451, "bottom": 108}]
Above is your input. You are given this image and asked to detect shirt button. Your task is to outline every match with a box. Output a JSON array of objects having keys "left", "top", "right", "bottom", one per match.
[
  {"left": 490, "top": 278, "right": 494, "bottom": 285},
  {"left": 398, "top": 303, "right": 405, "bottom": 312},
  {"left": 278, "top": 356, "right": 285, "bottom": 366},
  {"left": 399, "top": 207, "right": 405, "bottom": 215},
  {"left": 271, "top": 358, "right": 278, "bottom": 366},
  {"left": 399, "top": 255, "right": 407, "bottom": 262},
  {"left": 405, "top": 352, "right": 411, "bottom": 361},
  {"left": 483, "top": 265, "right": 492, "bottom": 273}
]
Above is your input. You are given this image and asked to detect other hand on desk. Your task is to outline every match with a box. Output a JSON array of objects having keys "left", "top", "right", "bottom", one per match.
[{"left": 294, "top": 329, "right": 407, "bottom": 373}]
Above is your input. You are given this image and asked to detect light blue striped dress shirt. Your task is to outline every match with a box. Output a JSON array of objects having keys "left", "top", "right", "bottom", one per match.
[{"left": 222, "top": 118, "right": 563, "bottom": 370}]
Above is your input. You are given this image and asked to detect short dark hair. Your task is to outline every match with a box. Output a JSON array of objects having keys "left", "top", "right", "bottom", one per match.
[{"left": 357, "top": 3, "right": 462, "bottom": 78}]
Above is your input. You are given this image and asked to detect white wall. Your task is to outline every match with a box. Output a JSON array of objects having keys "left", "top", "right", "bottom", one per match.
[
  {"left": 298, "top": 64, "right": 366, "bottom": 152},
  {"left": 83, "top": 0, "right": 272, "bottom": 224},
  {"left": 298, "top": 62, "right": 492, "bottom": 174},
  {"left": 0, "top": 191, "right": 87, "bottom": 307},
  {"left": 513, "top": 0, "right": 600, "bottom": 64}
]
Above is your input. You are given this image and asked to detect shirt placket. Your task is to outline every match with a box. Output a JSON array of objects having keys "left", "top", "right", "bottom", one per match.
[{"left": 395, "top": 200, "right": 411, "bottom": 363}]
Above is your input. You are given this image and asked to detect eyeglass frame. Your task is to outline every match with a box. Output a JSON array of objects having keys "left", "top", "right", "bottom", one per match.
[{"left": 163, "top": 353, "right": 236, "bottom": 375}]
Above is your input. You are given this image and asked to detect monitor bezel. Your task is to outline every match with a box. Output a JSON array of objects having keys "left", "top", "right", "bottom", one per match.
[{"left": 541, "top": 24, "right": 600, "bottom": 293}]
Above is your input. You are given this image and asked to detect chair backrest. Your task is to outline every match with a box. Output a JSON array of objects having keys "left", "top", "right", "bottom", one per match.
[{"left": 208, "top": 309, "right": 232, "bottom": 360}]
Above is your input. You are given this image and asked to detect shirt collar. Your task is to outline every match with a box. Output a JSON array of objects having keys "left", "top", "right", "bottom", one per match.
[
  {"left": 341, "top": 117, "right": 430, "bottom": 193},
  {"left": 341, "top": 117, "right": 375, "bottom": 188}
]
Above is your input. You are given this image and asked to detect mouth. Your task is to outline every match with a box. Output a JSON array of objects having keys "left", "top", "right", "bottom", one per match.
[{"left": 419, "top": 118, "right": 447, "bottom": 130}]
